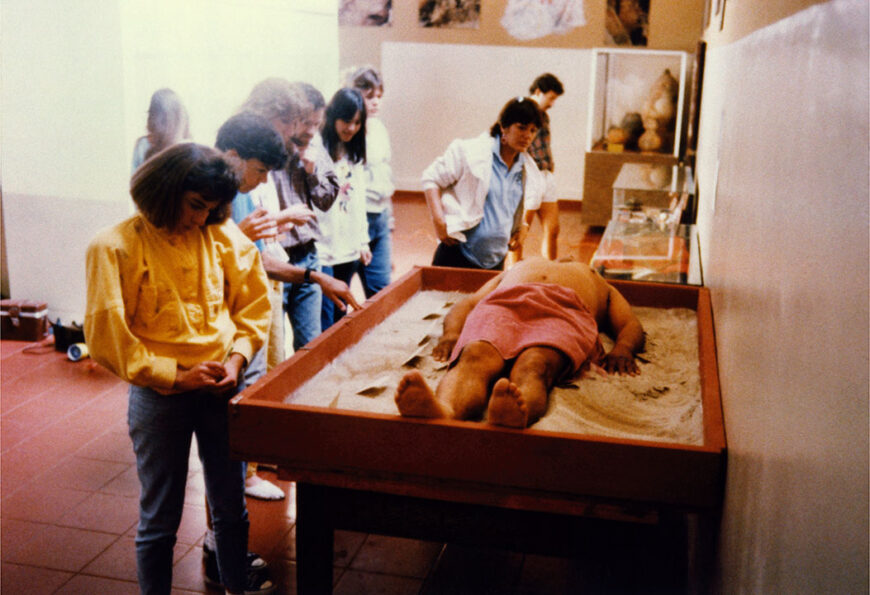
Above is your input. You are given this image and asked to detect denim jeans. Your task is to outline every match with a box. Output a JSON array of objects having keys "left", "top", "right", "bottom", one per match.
[
  {"left": 320, "top": 260, "right": 359, "bottom": 331},
  {"left": 360, "top": 210, "right": 392, "bottom": 299},
  {"left": 432, "top": 241, "right": 504, "bottom": 271},
  {"left": 284, "top": 250, "right": 323, "bottom": 351},
  {"left": 243, "top": 346, "right": 267, "bottom": 386},
  {"left": 128, "top": 384, "right": 248, "bottom": 594}
]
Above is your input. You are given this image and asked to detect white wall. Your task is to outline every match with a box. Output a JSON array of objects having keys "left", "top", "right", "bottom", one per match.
[
  {"left": 694, "top": 0, "right": 868, "bottom": 591},
  {"left": 1, "top": 0, "right": 130, "bottom": 325},
  {"left": 1, "top": 0, "right": 339, "bottom": 323},
  {"left": 381, "top": 42, "right": 591, "bottom": 200}
]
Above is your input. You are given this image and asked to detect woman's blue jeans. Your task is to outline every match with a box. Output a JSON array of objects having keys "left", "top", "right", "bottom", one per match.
[
  {"left": 128, "top": 384, "right": 248, "bottom": 594},
  {"left": 360, "top": 210, "right": 392, "bottom": 298}
]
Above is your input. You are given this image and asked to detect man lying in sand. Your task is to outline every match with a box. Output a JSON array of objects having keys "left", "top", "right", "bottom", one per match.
[{"left": 395, "top": 257, "right": 645, "bottom": 428}]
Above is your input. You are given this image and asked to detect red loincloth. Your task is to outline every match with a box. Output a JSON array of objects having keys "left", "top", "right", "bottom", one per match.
[{"left": 450, "top": 282, "right": 604, "bottom": 376}]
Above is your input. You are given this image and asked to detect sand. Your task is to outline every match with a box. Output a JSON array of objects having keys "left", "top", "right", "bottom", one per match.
[{"left": 285, "top": 290, "right": 703, "bottom": 446}]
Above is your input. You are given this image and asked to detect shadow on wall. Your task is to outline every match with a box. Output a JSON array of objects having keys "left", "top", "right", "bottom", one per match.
[{"left": 1, "top": 192, "right": 9, "bottom": 298}]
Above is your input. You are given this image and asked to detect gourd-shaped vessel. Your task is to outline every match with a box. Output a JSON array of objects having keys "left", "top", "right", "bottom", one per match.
[{"left": 638, "top": 69, "right": 679, "bottom": 152}]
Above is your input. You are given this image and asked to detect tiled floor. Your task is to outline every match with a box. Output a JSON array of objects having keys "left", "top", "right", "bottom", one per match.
[{"left": 1, "top": 195, "right": 635, "bottom": 595}]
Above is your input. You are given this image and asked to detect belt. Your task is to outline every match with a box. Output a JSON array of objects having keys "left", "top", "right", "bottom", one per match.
[{"left": 285, "top": 240, "right": 316, "bottom": 262}]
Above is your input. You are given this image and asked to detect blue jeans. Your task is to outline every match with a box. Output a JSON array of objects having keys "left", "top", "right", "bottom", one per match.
[
  {"left": 128, "top": 384, "right": 248, "bottom": 595},
  {"left": 284, "top": 250, "right": 322, "bottom": 351},
  {"left": 320, "top": 260, "right": 359, "bottom": 331},
  {"left": 360, "top": 210, "right": 392, "bottom": 298},
  {"left": 243, "top": 347, "right": 267, "bottom": 386},
  {"left": 432, "top": 241, "right": 504, "bottom": 270}
]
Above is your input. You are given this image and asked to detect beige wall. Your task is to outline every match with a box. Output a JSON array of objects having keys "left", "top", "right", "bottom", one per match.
[
  {"left": 339, "top": 0, "right": 704, "bottom": 70},
  {"left": 695, "top": 0, "right": 868, "bottom": 591}
]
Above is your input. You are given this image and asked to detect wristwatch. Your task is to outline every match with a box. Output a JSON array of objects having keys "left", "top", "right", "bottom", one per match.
[{"left": 304, "top": 267, "right": 314, "bottom": 283}]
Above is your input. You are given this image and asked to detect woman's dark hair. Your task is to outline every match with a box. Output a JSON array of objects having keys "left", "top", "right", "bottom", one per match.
[
  {"left": 130, "top": 143, "right": 240, "bottom": 229},
  {"left": 322, "top": 88, "right": 367, "bottom": 164},
  {"left": 215, "top": 112, "right": 289, "bottom": 171},
  {"left": 489, "top": 96, "right": 544, "bottom": 137},
  {"left": 143, "top": 88, "right": 190, "bottom": 161}
]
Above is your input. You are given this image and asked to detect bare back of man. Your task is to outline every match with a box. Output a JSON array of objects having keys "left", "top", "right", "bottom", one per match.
[{"left": 395, "top": 257, "right": 644, "bottom": 428}]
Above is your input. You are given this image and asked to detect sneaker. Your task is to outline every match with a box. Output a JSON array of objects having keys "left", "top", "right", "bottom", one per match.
[
  {"left": 240, "top": 568, "right": 277, "bottom": 595},
  {"left": 202, "top": 545, "right": 271, "bottom": 591}
]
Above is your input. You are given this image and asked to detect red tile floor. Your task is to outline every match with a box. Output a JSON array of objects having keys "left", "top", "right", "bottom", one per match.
[{"left": 1, "top": 196, "right": 618, "bottom": 594}]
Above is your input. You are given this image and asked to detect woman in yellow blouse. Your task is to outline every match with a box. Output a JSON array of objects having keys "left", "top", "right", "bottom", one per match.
[{"left": 85, "top": 143, "right": 272, "bottom": 595}]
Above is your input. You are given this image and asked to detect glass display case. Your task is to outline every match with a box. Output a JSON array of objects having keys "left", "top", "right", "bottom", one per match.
[
  {"left": 581, "top": 48, "right": 691, "bottom": 225},
  {"left": 590, "top": 221, "right": 702, "bottom": 285},
  {"left": 612, "top": 163, "right": 693, "bottom": 231},
  {"left": 586, "top": 48, "right": 689, "bottom": 157}
]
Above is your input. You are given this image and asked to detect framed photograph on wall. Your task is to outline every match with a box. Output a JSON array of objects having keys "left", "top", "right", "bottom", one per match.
[
  {"left": 605, "top": 0, "right": 649, "bottom": 46},
  {"left": 339, "top": 0, "right": 392, "bottom": 26},
  {"left": 501, "top": 0, "right": 587, "bottom": 41},
  {"left": 419, "top": 0, "right": 480, "bottom": 28}
]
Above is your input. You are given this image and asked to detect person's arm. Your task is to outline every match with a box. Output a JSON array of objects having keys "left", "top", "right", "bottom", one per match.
[
  {"left": 84, "top": 236, "right": 178, "bottom": 391},
  {"left": 314, "top": 269, "right": 363, "bottom": 312},
  {"left": 508, "top": 221, "right": 531, "bottom": 252},
  {"left": 432, "top": 273, "right": 504, "bottom": 360},
  {"left": 366, "top": 159, "right": 395, "bottom": 203},
  {"left": 260, "top": 253, "right": 362, "bottom": 312},
  {"left": 219, "top": 226, "right": 273, "bottom": 375},
  {"left": 365, "top": 121, "right": 395, "bottom": 201},
  {"left": 422, "top": 139, "right": 467, "bottom": 245},
  {"left": 602, "top": 285, "right": 645, "bottom": 375},
  {"left": 424, "top": 186, "right": 456, "bottom": 246}
]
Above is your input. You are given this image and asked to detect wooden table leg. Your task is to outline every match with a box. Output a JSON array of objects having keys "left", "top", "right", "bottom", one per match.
[{"left": 296, "top": 482, "right": 334, "bottom": 594}]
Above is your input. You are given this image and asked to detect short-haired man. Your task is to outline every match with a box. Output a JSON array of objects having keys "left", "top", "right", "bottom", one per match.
[{"left": 519, "top": 73, "right": 565, "bottom": 261}]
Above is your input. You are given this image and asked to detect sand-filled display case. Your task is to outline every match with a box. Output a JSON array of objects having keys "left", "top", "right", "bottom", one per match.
[{"left": 229, "top": 266, "right": 725, "bottom": 592}]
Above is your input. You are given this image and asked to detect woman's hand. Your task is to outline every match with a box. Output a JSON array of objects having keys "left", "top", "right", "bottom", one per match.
[
  {"left": 508, "top": 223, "right": 530, "bottom": 252},
  {"left": 172, "top": 353, "right": 247, "bottom": 394},
  {"left": 359, "top": 247, "right": 373, "bottom": 266},
  {"left": 173, "top": 361, "right": 227, "bottom": 392},
  {"left": 213, "top": 352, "right": 247, "bottom": 392},
  {"left": 434, "top": 219, "right": 457, "bottom": 246},
  {"left": 424, "top": 187, "right": 456, "bottom": 246}
]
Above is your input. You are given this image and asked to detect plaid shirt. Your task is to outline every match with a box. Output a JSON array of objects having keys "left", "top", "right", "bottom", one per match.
[
  {"left": 273, "top": 147, "right": 339, "bottom": 248},
  {"left": 527, "top": 110, "right": 554, "bottom": 173}
]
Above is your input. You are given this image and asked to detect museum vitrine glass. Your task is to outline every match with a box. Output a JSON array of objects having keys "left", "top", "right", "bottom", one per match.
[
  {"left": 586, "top": 48, "right": 689, "bottom": 157},
  {"left": 581, "top": 48, "right": 691, "bottom": 225}
]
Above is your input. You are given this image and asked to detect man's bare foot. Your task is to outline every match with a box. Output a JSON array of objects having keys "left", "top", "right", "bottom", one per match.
[
  {"left": 487, "top": 378, "right": 529, "bottom": 428},
  {"left": 395, "top": 370, "right": 452, "bottom": 418}
]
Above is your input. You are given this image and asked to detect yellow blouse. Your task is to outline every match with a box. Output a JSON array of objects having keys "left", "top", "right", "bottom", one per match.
[{"left": 84, "top": 214, "right": 271, "bottom": 390}]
